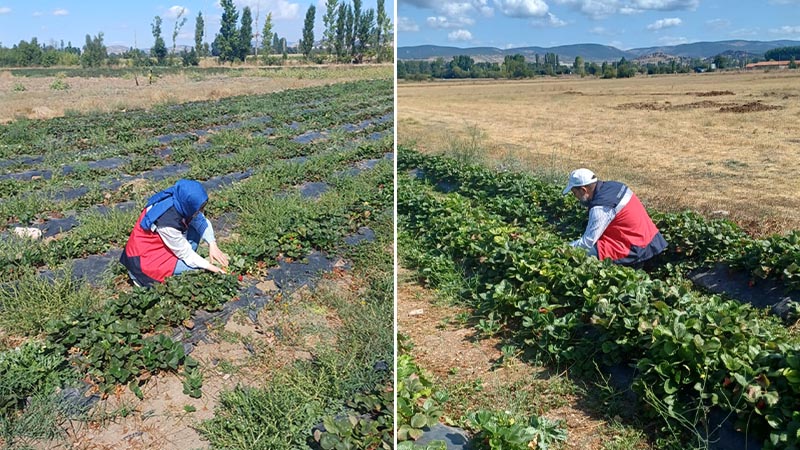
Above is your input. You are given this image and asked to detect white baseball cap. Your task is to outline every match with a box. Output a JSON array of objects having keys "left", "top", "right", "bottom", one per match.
[{"left": 562, "top": 168, "right": 597, "bottom": 195}]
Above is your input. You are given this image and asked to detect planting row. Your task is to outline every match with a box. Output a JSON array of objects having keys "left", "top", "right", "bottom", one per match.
[
  {"left": 0, "top": 97, "right": 392, "bottom": 199},
  {"left": 0, "top": 122, "right": 392, "bottom": 236},
  {"left": 398, "top": 150, "right": 800, "bottom": 449},
  {"left": 398, "top": 148, "right": 800, "bottom": 295},
  {"left": 0, "top": 141, "right": 392, "bottom": 285},
  {"left": 0, "top": 79, "right": 391, "bottom": 155},
  {"left": 0, "top": 150, "right": 393, "bottom": 445}
]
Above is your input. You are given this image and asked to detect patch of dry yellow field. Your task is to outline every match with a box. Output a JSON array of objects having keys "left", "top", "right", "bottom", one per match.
[
  {"left": 0, "top": 65, "right": 391, "bottom": 123},
  {"left": 399, "top": 70, "right": 800, "bottom": 235}
]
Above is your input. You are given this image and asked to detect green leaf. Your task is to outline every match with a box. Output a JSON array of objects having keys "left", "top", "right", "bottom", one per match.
[
  {"left": 129, "top": 382, "right": 144, "bottom": 400},
  {"left": 410, "top": 413, "right": 427, "bottom": 429}
]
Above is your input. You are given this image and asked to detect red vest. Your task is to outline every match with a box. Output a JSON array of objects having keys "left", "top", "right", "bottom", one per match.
[
  {"left": 121, "top": 209, "right": 179, "bottom": 284},
  {"left": 596, "top": 193, "right": 660, "bottom": 261}
]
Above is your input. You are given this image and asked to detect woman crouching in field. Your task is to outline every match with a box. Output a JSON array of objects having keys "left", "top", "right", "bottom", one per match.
[{"left": 120, "top": 179, "right": 229, "bottom": 287}]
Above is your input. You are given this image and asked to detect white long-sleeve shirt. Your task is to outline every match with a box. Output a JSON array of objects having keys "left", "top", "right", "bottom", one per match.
[
  {"left": 145, "top": 205, "right": 216, "bottom": 269},
  {"left": 570, "top": 188, "right": 633, "bottom": 256}
]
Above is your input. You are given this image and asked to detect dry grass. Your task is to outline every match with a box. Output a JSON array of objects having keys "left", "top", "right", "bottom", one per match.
[
  {"left": 399, "top": 70, "right": 800, "bottom": 236},
  {"left": 0, "top": 65, "right": 391, "bottom": 123}
]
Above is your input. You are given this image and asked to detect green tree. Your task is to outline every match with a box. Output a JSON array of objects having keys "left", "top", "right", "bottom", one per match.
[
  {"left": 214, "top": 0, "right": 240, "bottom": 63},
  {"left": 272, "top": 34, "right": 281, "bottom": 54},
  {"left": 356, "top": 8, "right": 374, "bottom": 62},
  {"left": 300, "top": 4, "right": 316, "bottom": 59},
  {"left": 322, "top": 0, "right": 338, "bottom": 57},
  {"left": 350, "top": 0, "right": 361, "bottom": 58},
  {"left": 764, "top": 46, "right": 800, "bottom": 61},
  {"left": 194, "top": 12, "right": 206, "bottom": 57},
  {"left": 573, "top": 56, "right": 585, "bottom": 77},
  {"left": 260, "top": 12, "right": 274, "bottom": 64},
  {"left": 790, "top": 56, "right": 797, "bottom": 69},
  {"left": 15, "top": 38, "right": 43, "bottom": 66},
  {"left": 334, "top": 2, "right": 347, "bottom": 61},
  {"left": 502, "top": 54, "right": 528, "bottom": 78},
  {"left": 151, "top": 16, "right": 167, "bottom": 65},
  {"left": 239, "top": 6, "right": 253, "bottom": 61},
  {"left": 171, "top": 8, "right": 188, "bottom": 65},
  {"left": 81, "top": 33, "right": 107, "bottom": 67},
  {"left": 375, "top": 0, "right": 391, "bottom": 63}
]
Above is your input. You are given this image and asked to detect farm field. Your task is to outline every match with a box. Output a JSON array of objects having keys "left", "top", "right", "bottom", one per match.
[
  {"left": 398, "top": 70, "right": 800, "bottom": 236},
  {"left": 397, "top": 147, "right": 800, "bottom": 449},
  {"left": 0, "top": 64, "right": 393, "bottom": 123},
  {"left": 0, "top": 76, "right": 393, "bottom": 449}
]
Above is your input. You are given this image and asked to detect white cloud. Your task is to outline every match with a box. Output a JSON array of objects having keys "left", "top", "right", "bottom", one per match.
[
  {"left": 400, "top": 0, "right": 438, "bottom": 7},
  {"left": 530, "top": 12, "right": 567, "bottom": 27},
  {"left": 427, "top": 15, "right": 476, "bottom": 28},
  {"left": 647, "top": 17, "right": 682, "bottom": 30},
  {"left": 706, "top": 18, "right": 730, "bottom": 30},
  {"left": 448, "top": 29, "right": 473, "bottom": 41},
  {"left": 555, "top": 0, "right": 695, "bottom": 18},
  {"left": 619, "top": 6, "right": 641, "bottom": 14},
  {"left": 589, "top": 26, "right": 615, "bottom": 35},
  {"left": 630, "top": 0, "right": 697, "bottom": 10},
  {"left": 495, "top": 0, "right": 548, "bottom": 18},
  {"left": 399, "top": 0, "right": 493, "bottom": 29},
  {"left": 53, "top": 9, "right": 69, "bottom": 16},
  {"left": 657, "top": 35, "right": 688, "bottom": 45},
  {"left": 0, "top": 7, "right": 11, "bottom": 14},
  {"left": 222, "top": 1, "right": 301, "bottom": 20},
  {"left": 165, "top": 5, "right": 189, "bottom": 19},
  {"left": 552, "top": 0, "right": 622, "bottom": 19},
  {"left": 398, "top": 16, "right": 420, "bottom": 32},
  {"left": 770, "top": 25, "right": 800, "bottom": 35},
  {"left": 32, "top": 11, "right": 43, "bottom": 17},
  {"left": 441, "top": 2, "right": 473, "bottom": 17}
]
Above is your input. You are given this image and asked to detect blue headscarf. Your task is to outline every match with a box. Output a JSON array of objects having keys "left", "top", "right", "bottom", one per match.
[{"left": 140, "top": 179, "right": 209, "bottom": 234}]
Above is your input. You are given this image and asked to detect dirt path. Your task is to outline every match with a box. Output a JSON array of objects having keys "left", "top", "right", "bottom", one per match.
[{"left": 397, "top": 268, "right": 647, "bottom": 450}]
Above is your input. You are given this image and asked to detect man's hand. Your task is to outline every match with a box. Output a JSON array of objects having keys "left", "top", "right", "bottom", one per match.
[{"left": 208, "top": 241, "right": 229, "bottom": 268}]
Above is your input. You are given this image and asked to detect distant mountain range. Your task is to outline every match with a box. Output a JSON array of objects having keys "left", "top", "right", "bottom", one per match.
[{"left": 398, "top": 40, "right": 800, "bottom": 63}]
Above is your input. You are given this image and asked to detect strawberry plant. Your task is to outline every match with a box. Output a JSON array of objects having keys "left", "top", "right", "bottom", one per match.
[
  {"left": 397, "top": 354, "right": 447, "bottom": 442},
  {"left": 466, "top": 410, "right": 567, "bottom": 450},
  {"left": 315, "top": 386, "right": 393, "bottom": 450},
  {"left": 399, "top": 149, "right": 800, "bottom": 449}
]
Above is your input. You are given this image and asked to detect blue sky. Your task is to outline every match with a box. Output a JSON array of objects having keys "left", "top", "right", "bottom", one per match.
[
  {"left": 398, "top": 0, "right": 800, "bottom": 49},
  {"left": 0, "top": 0, "right": 393, "bottom": 49}
]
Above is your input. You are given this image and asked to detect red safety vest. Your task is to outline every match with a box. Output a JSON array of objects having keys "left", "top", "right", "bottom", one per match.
[
  {"left": 121, "top": 209, "right": 179, "bottom": 284},
  {"left": 596, "top": 193, "right": 660, "bottom": 261}
]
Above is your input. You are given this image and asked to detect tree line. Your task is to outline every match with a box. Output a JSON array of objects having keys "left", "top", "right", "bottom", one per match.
[
  {"left": 0, "top": 0, "right": 392, "bottom": 68},
  {"left": 399, "top": 54, "right": 680, "bottom": 80},
  {"left": 399, "top": 48, "right": 797, "bottom": 81}
]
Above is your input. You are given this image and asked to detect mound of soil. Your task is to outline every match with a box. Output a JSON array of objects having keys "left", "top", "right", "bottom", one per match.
[
  {"left": 671, "top": 100, "right": 729, "bottom": 110},
  {"left": 694, "top": 90, "right": 735, "bottom": 97},
  {"left": 718, "top": 102, "right": 783, "bottom": 113},
  {"left": 615, "top": 102, "right": 664, "bottom": 111}
]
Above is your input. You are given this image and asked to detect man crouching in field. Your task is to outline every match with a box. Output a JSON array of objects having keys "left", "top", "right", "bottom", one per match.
[{"left": 563, "top": 168, "right": 667, "bottom": 268}]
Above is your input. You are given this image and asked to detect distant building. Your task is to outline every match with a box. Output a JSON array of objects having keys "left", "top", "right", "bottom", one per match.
[{"left": 745, "top": 60, "right": 791, "bottom": 70}]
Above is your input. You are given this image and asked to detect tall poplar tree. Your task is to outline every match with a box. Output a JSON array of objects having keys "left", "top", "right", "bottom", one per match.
[
  {"left": 238, "top": 6, "right": 253, "bottom": 61},
  {"left": 300, "top": 4, "right": 316, "bottom": 59},
  {"left": 194, "top": 12, "right": 205, "bottom": 57}
]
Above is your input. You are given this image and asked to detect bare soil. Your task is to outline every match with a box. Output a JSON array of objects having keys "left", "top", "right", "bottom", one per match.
[
  {"left": 0, "top": 65, "right": 391, "bottom": 123},
  {"left": 40, "top": 275, "right": 347, "bottom": 450},
  {"left": 397, "top": 268, "right": 650, "bottom": 450}
]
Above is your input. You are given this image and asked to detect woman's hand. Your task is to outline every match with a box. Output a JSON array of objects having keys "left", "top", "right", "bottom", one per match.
[
  {"left": 208, "top": 241, "right": 229, "bottom": 268},
  {"left": 207, "top": 264, "right": 227, "bottom": 274}
]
